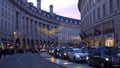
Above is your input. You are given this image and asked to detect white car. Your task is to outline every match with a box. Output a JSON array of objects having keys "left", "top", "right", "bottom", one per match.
[{"left": 68, "top": 48, "right": 88, "bottom": 62}]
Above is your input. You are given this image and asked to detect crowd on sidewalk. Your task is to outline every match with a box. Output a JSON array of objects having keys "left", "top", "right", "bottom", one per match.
[{"left": 0, "top": 48, "right": 14, "bottom": 59}]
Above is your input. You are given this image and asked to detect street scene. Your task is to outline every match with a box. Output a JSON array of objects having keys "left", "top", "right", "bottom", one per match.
[
  {"left": 1, "top": 0, "right": 120, "bottom": 68},
  {"left": 0, "top": 51, "right": 92, "bottom": 68}
]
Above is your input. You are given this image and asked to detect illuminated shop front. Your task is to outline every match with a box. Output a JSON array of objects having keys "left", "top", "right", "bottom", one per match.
[
  {"left": 105, "top": 38, "right": 114, "bottom": 47},
  {"left": 94, "top": 40, "right": 101, "bottom": 46}
]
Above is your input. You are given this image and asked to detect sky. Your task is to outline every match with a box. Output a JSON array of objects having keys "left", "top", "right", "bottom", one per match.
[{"left": 28, "top": 0, "right": 80, "bottom": 20}]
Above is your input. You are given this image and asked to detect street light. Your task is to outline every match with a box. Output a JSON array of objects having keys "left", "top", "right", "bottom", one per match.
[
  {"left": 13, "top": 32, "right": 16, "bottom": 35},
  {"left": 13, "top": 31, "right": 17, "bottom": 48}
]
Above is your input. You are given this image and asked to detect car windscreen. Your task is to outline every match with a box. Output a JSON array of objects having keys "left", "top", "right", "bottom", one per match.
[
  {"left": 74, "top": 50, "right": 82, "bottom": 53},
  {"left": 62, "top": 48, "right": 71, "bottom": 52},
  {"left": 74, "top": 49, "right": 86, "bottom": 53},
  {"left": 100, "top": 47, "right": 116, "bottom": 56}
]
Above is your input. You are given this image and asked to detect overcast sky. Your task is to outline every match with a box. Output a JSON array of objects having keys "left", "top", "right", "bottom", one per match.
[{"left": 28, "top": 0, "right": 80, "bottom": 20}]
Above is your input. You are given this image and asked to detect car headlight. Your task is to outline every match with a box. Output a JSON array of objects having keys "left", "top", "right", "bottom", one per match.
[
  {"left": 105, "top": 58, "right": 109, "bottom": 61},
  {"left": 76, "top": 55, "right": 80, "bottom": 58},
  {"left": 64, "top": 53, "right": 67, "bottom": 56},
  {"left": 86, "top": 56, "right": 89, "bottom": 60},
  {"left": 51, "top": 51, "right": 54, "bottom": 53}
]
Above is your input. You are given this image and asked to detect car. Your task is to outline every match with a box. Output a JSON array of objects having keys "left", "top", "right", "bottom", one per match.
[
  {"left": 68, "top": 48, "right": 87, "bottom": 62},
  {"left": 59, "top": 47, "right": 72, "bottom": 59},
  {"left": 87, "top": 46, "right": 120, "bottom": 68},
  {"left": 53, "top": 47, "right": 60, "bottom": 58},
  {"left": 48, "top": 47, "right": 55, "bottom": 55}
]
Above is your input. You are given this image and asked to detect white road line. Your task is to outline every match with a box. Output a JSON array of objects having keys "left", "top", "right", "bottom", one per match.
[{"left": 17, "top": 54, "right": 25, "bottom": 62}]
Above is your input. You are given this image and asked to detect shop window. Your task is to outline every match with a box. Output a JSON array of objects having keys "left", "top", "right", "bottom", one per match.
[
  {"left": 95, "top": 40, "right": 101, "bottom": 46},
  {"left": 105, "top": 38, "right": 114, "bottom": 47}
]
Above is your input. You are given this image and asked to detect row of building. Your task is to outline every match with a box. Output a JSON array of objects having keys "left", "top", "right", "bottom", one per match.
[
  {"left": 0, "top": 0, "right": 80, "bottom": 49},
  {"left": 78, "top": 0, "right": 120, "bottom": 47}
]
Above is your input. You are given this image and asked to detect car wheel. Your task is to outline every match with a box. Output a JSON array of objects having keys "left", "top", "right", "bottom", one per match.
[
  {"left": 100, "top": 62, "right": 105, "bottom": 68},
  {"left": 68, "top": 58, "right": 71, "bottom": 62},
  {"left": 73, "top": 57, "right": 76, "bottom": 62},
  {"left": 88, "top": 60, "right": 92, "bottom": 66}
]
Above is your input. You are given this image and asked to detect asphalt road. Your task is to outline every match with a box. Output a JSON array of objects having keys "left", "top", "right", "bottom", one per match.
[
  {"left": 0, "top": 53, "right": 65, "bottom": 68},
  {"left": 40, "top": 52, "right": 93, "bottom": 68},
  {"left": 0, "top": 52, "right": 93, "bottom": 68}
]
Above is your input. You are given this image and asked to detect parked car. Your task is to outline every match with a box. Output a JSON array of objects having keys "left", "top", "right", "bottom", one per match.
[
  {"left": 59, "top": 47, "right": 72, "bottom": 59},
  {"left": 87, "top": 46, "right": 120, "bottom": 68},
  {"left": 68, "top": 48, "right": 87, "bottom": 62}
]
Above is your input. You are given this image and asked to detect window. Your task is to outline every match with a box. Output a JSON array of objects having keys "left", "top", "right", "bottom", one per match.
[
  {"left": 117, "top": 0, "right": 120, "bottom": 10},
  {"left": 90, "top": 13, "right": 92, "bottom": 23},
  {"left": 1, "top": 8, "right": 4, "bottom": 17},
  {"left": 90, "top": 0, "right": 92, "bottom": 8},
  {"left": 61, "top": 18, "right": 63, "bottom": 21},
  {"left": 93, "top": 0, "right": 96, "bottom": 5},
  {"left": 97, "top": 7, "right": 100, "bottom": 19},
  {"left": 103, "top": 4, "right": 106, "bottom": 16},
  {"left": 57, "top": 17, "right": 59, "bottom": 20},
  {"left": 70, "top": 21, "right": 72, "bottom": 24},
  {"left": 109, "top": 0, "right": 113, "bottom": 13},
  {"left": 66, "top": 20, "right": 68, "bottom": 23},
  {"left": 75, "top": 22, "right": 77, "bottom": 24},
  {"left": 97, "top": 0, "right": 100, "bottom": 3},
  {"left": 93, "top": 10, "right": 95, "bottom": 21}
]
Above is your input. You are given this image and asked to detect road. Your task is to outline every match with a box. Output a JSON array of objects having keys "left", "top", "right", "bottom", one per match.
[
  {"left": 0, "top": 52, "right": 93, "bottom": 68},
  {"left": 0, "top": 53, "right": 65, "bottom": 68}
]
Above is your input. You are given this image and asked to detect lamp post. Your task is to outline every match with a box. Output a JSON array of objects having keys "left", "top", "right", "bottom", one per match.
[{"left": 13, "top": 31, "right": 17, "bottom": 49}]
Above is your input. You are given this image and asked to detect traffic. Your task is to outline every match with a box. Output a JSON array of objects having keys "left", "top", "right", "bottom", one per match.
[{"left": 47, "top": 46, "right": 120, "bottom": 68}]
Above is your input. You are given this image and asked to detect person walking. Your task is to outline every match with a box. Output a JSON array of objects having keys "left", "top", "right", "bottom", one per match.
[{"left": 0, "top": 48, "right": 2, "bottom": 59}]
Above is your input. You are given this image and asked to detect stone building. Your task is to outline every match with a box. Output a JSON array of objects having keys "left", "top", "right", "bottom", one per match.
[
  {"left": 78, "top": 0, "right": 120, "bottom": 47},
  {"left": 0, "top": 0, "right": 80, "bottom": 49}
]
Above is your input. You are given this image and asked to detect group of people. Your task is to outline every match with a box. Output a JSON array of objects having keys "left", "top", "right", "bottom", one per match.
[{"left": 0, "top": 48, "right": 14, "bottom": 59}]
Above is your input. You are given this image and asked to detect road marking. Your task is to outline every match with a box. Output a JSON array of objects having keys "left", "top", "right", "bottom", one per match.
[{"left": 17, "top": 54, "right": 25, "bottom": 62}]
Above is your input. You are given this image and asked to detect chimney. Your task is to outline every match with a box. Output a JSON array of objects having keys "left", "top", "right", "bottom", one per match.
[
  {"left": 49, "top": 5, "right": 53, "bottom": 14},
  {"left": 37, "top": 0, "right": 41, "bottom": 12}
]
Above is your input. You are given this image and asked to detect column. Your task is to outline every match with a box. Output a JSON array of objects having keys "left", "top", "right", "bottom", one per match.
[{"left": 101, "top": 23, "right": 104, "bottom": 46}]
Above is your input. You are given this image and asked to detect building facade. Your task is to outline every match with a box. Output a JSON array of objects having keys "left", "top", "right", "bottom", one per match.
[
  {"left": 0, "top": 0, "right": 80, "bottom": 49},
  {"left": 78, "top": 0, "right": 120, "bottom": 47}
]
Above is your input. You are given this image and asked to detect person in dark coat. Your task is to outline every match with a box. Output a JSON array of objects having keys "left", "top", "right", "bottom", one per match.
[
  {"left": 3, "top": 48, "right": 7, "bottom": 57},
  {"left": 0, "top": 48, "right": 2, "bottom": 59}
]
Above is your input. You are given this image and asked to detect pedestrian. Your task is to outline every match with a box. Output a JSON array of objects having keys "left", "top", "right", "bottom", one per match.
[
  {"left": 3, "top": 48, "right": 7, "bottom": 57},
  {"left": 0, "top": 48, "right": 2, "bottom": 59}
]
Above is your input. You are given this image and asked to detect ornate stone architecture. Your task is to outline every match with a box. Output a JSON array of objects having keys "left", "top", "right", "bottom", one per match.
[
  {"left": 0, "top": 0, "right": 80, "bottom": 49},
  {"left": 78, "top": 0, "right": 120, "bottom": 47}
]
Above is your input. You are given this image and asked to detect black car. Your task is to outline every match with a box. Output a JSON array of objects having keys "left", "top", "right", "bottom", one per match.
[
  {"left": 53, "top": 48, "right": 60, "bottom": 58},
  {"left": 59, "top": 47, "right": 72, "bottom": 59},
  {"left": 87, "top": 46, "right": 120, "bottom": 68}
]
